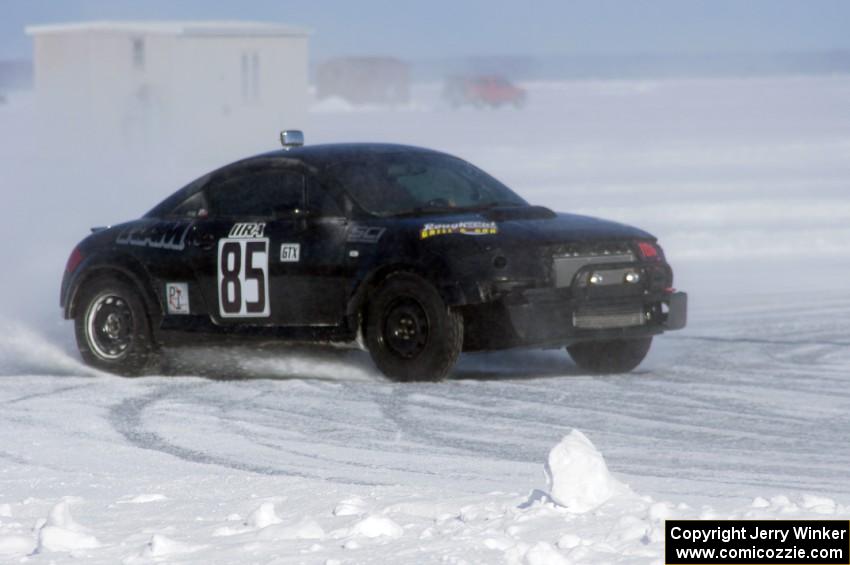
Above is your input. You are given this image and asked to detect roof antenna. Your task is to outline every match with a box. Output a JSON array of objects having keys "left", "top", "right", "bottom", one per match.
[{"left": 280, "top": 130, "right": 304, "bottom": 150}]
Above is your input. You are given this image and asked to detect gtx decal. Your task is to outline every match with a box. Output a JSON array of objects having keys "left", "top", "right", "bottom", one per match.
[
  {"left": 280, "top": 243, "right": 300, "bottom": 262},
  {"left": 420, "top": 221, "right": 497, "bottom": 239},
  {"left": 116, "top": 222, "right": 191, "bottom": 250}
]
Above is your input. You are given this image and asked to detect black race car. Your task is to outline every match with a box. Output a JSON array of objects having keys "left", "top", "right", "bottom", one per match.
[{"left": 61, "top": 131, "right": 686, "bottom": 381}]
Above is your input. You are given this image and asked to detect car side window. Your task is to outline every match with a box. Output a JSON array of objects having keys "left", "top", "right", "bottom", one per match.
[
  {"left": 205, "top": 168, "right": 304, "bottom": 219},
  {"left": 307, "top": 181, "right": 344, "bottom": 217},
  {"left": 167, "top": 191, "right": 209, "bottom": 219}
]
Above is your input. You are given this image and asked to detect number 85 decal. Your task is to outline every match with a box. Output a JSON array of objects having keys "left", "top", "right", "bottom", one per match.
[{"left": 218, "top": 238, "right": 270, "bottom": 317}]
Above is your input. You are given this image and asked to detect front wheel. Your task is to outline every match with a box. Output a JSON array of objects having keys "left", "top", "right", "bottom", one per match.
[
  {"left": 567, "top": 337, "right": 652, "bottom": 374},
  {"left": 365, "top": 273, "right": 463, "bottom": 382},
  {"left": 73, "top": 277, "right": 157, "bottom": 375}
]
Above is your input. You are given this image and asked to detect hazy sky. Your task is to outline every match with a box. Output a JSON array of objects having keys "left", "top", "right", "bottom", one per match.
[{"left": 3, "top": 0, "right": 850, "bottom": 61}]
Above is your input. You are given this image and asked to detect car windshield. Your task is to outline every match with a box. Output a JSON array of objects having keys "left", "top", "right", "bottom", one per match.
[{"left": 327, "top": 152, "right": 527, "bottom": 217}]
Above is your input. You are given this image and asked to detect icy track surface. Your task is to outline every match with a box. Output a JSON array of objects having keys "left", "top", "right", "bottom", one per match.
[{"left": 1, "top": 76, "right": 850, "bottom": 563}]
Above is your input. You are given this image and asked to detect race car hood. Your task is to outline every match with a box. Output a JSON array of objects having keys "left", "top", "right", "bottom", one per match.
[
  {"left": 496, "top": 210, "right": 655, "bottom": 244},
  {"left": 399, "top": 206, "right": 655, "bottom": 246}
]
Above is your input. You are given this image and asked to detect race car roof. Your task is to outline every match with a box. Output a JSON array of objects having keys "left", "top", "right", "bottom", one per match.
[
  {"left": 145, "top": 143, "right": 450, "bottom": 218},
  {"left": 255, "top": 143, "right": 448, "bottom": 164}
]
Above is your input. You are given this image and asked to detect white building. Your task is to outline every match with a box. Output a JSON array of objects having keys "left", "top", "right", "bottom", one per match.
[{"left": 26, "top": 21, "right": 310, "bottom": 160}]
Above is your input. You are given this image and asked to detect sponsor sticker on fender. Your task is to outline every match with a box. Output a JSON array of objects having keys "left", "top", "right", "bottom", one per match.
[
  {"left": 166, "top": 282, "right": 190, "bottom": 315},
  {"left": 420, "top": 221, "right": 498, "bottom": 239}
]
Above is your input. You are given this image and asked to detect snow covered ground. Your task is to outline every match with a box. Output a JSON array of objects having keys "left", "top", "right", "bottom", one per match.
[{"left": 1, "top": 75, "right": 849, "bottom": 563}]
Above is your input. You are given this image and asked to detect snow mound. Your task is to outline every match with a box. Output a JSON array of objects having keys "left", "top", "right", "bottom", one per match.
[
  {"left": 256, "top": 517, "right": 325, "bottom": 541},
  {"left": 333, "top": 496, "right": 367, "bottom": 516},
  {"left": 37, "top": 500, "right": 100, "bottom": 553},
  {"left": 211, "top": 525, "right": 246, "bottom": 537},
  {"left": 525, "top": 541, "right": 572, "bottom": 565},
  {"left": 556, "top": 533, "right": 581, "bottom": 549},
  {"left": 484, "top": 537, "right": 515, "bottom": 551},
  {"left": 0, "top": 503, "right": 11, "bottom": 517},
  {"left": 544, "top": 430, "right": 627, "bottom": 513},
  {"left": 139, "top": 534, "right": 204, "bottom": 558},
  {"left": 801, "top": 494, "right": 837, "bottom": 513},
  {"left": 246, "top": 502, "right": 283, "bottom": 529},
  {"left": 118, "top": 493, "right": 167, "bottom": 504},
  {"left": 349, "top": 515, "right": 404, "bottom": 539},
  {"left": 0, "top": 535, "right": 36, "bottom": 556}
]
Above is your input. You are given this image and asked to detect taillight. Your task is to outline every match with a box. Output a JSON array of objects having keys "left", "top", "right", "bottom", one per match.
[
  {"left": 636, "top": 241, "right": 660, "bottom": 261},
  {"left": 65, "top": 247, "right": 83, "bottom": 273}
]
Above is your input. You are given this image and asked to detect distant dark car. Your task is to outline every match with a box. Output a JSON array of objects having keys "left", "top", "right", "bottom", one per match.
[
  {"left": 61, "top": 132, "right": 686, "bottom": 381},
  {"left": 444, "top": 75, "right": 527, "bottom": 108}
]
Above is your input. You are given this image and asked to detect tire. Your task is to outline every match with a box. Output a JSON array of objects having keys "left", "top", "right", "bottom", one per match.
[
  {"left": 365, "top": 273, "right": 463, "bottom": 382},
  {"left": 566, "top": 337, "right": 652, "bottom": 374},
  {"left": 73, "top": 276, "right": 157, "bottom": 375}
]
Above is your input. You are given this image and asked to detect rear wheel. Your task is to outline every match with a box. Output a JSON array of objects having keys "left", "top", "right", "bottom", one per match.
[
  {"left": 74, "top": 277, "right": 157, "bottom": 375},
  {"left": 567, "top": 337, "right": 652, "bottom": 374},
  {"left": 365, "top": 273, "right": 463, "bottom": 382}
]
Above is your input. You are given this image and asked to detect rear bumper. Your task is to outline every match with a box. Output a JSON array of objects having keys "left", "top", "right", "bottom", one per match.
[{"left": 463, "top": 289, "right": 687, "bottom": 350}]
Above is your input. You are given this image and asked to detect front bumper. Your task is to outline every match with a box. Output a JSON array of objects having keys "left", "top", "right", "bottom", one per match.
[{"left": 463, "top": 289, "right": 687, "bottom": 350}]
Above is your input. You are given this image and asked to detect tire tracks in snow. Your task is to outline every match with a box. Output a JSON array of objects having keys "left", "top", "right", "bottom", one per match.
[
  {"left": 102, "top": 298, "right": 850, "bottom": 499},
  {"left": 107, "top": 382, "right": 385, "bottom": 486}
]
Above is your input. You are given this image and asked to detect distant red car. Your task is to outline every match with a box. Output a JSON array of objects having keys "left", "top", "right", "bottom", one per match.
[{"left": 444, "top": 75, "right": 527, "bottom": 108}]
